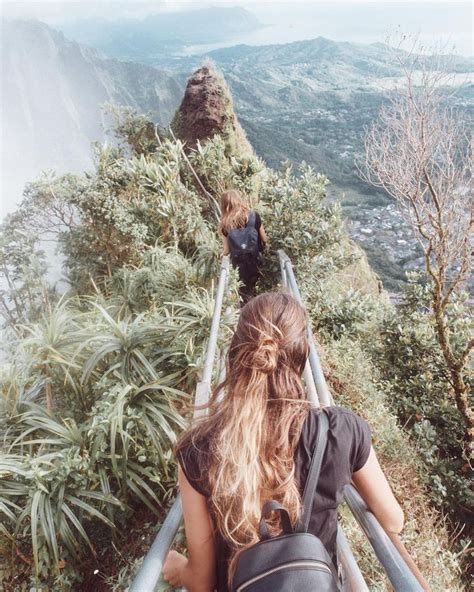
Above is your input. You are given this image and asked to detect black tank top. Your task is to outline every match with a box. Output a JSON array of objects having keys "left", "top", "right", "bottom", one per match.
[{"left": 178, "top": 406, "right": 371, "bottom": 592}]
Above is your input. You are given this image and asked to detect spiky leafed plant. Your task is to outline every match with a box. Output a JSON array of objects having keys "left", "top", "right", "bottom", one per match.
[
  {"left": 109, "top": 245, "right": 202, "bottom": 313},
  {"left": 161, "top": 284, "right": 239, "bottom": 388},
  {"left": 87, "top": 380, "right": 186, "bottom": 505},
  {"left": 78, "top": 304, "right": 169, "bottom": 386},
  {"left": 1, "top": 372, "right": 187, "bottom": 580},
  {"left": 0, "top": 295, "right": 193, "bottom": 582},
  {"left": 1, "top": 409, "right": 120, "bottom": 580},
  {"left": 16, "top": 297, "right": 84, "bottom": 414}
]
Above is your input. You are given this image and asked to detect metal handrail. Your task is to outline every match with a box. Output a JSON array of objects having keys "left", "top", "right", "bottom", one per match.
[
  {"left": 280, "top": 252, "right": 368, "bottom": 592},
  {"left": 194, "top": 256, "right": 230, "bottom": 414},
  {"left": 336, "top": 529, "right": 369, "bottom": 592},
  {"left": 131, "top": 250, "right": 426, "bottom": 592},
  {"left": 343, "top": 486, "right": 426, "bottom": 591},
  {"left": 278, "top": 251, "right": 332, "bottom": 406},
  {"left": 129, "top": 256, "right": 230, "bottom": 592},
  {"left": 278, "top": 249, "right": 426, "bottom": 592}
]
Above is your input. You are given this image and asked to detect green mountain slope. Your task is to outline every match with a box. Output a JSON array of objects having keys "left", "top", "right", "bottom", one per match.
[
  {"left": 111, "top": 36, "right": 463, "bottom": 290},
  {"left": 193, "top": 39, "right": 473, "bottom": 290},
  {"left": 74, "top": 28, "right": 472, "bottom": 289}
]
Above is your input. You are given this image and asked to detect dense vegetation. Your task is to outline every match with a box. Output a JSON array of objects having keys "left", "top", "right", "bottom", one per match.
[
  {"left": 1, "top": 69, "right": 471, "bottom": 590},
  {"left": 0, "top": 106, "right": 243, "bottom": 589}
]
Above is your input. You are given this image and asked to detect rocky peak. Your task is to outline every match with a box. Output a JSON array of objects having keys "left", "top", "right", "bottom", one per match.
[{"left": 172, "top": 65, "right": 253, "bottom": 157}]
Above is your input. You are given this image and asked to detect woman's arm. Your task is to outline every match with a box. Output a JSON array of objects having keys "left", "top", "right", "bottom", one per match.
[
  {"left": 258, "top": 224, "right": 268, "bottom": 248},
  {"left": 352, "top": 446, "right": 404, "bottom": 534},
  {"left": 222, "top": 234, "right": 230, "bottom": 256},
  {"left": 162, "top": 466, "right": 216, "bottom": 591}
]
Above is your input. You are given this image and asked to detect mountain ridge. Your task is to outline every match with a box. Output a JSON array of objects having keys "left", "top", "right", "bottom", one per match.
[
  {"left": 161, "top": 38, "right": 472, "bottom": 288},
  {"left": 1, "top": 18, "right": 182, "bottom": 217},
  {"left": 204, "top": 34, "right": 473, "bottom": 63},
  {"left": 4, "top": 18, "right": 472, "bottom": 288}
]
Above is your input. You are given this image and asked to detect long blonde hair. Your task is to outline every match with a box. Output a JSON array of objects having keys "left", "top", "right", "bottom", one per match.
[
  {"left": 177, "top": 292, "right": 310, "bottom": 580},
  {"left": 219, "top": 189, "right": 250, "bottom": 235}
]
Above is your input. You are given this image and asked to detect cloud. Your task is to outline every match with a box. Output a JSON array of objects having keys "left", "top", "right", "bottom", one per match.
[
  {"left": 1, "top": 1, "right": 195, "bottom": 22},
  {"left": 3, "top": 0, "right": 469, "bottom": 21}
]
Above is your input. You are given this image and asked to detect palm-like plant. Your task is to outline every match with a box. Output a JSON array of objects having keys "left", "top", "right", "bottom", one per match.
[
  {"left": 109, "top": 245, "right": 202, "bottom": 313},
  {"left": 0, "top": 363, "right": 43, "bottom": 423},
  {"left": 162, "top": 285, "right": 238, "bottom": 387},
  {"left": 17, "top": 297, "right": 84, "bottom": 413},
  {"left": 88, "top": 380, "right": 187, "bottom": 505},
  {"left": 0, "top": 296, "right": 192, "bottom": 581},
  {"left": 1, "top": 371, "right": 187, "bottom": 578},
  {"left": 1, "top": 408, "right": 120, "bottom": 577},
  {"left": 78, "top": 303, "right": 172, "bottom": 386}
]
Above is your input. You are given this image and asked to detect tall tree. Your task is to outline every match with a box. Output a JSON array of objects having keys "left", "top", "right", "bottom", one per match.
[{"left": 362, "top": 40, "right": 473, "bottom": 456}]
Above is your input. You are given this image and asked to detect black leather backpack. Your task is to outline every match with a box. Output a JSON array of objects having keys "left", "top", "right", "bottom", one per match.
[
  {"left": 231, "top": 411, "right": 341, "bottom": 592},
  {"left": 227, "top": 211, "right": 259, "bottom": 263}
]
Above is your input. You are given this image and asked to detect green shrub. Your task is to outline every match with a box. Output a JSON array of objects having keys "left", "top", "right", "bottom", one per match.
[{"left": 374, "top": 276, "right": 473, "bottom": 524}]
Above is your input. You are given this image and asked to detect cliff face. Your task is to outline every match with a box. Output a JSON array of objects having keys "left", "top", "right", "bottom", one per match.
[
  {"left": 171, "top": 65, "right": 254, "bottom": 158},
  {"left": 1, "top": 19, "right": 183, "bottom": 217}
]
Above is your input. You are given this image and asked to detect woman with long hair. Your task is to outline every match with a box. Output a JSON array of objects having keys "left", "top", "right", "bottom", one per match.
[
  {"left": 219, "top": 189, "right": 267, "bottom": 303},
  {"left": 163, "top": 292, "right": 403, "bottom": 591}
]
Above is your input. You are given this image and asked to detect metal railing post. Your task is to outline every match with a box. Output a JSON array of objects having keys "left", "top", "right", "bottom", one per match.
[
  {"left": 195, "top": 255, "right": 230, "bottom": 413},
  {"left": 129, "top": 498, "right": 183, "bottom": 592},
  {"left": 279, "top": 250, "right": 288, "bottom": 288},
  {"left": 336, "top": 528, "right": 369, "bottom": 592},
  {"left": 129, "top": 256, "right": 231, "bottom": 592},
  {"left": 278, "top": 251, "right": 367, "bottom": 591},
  {"left": 344, "top": 486, "right": 424, "bottom": 591}
]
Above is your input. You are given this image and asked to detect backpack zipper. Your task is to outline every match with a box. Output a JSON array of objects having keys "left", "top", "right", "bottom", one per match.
[{"left": 236, "top": 560, "right": 332, "bottom": 591}]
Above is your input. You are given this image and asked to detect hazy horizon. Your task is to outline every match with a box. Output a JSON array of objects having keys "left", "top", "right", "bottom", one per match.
[{"left": 2, "top": 1, "right": 473, "bottom": 57}]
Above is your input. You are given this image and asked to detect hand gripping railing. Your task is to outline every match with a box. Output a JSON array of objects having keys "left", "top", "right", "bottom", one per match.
[
  {"left": 129, "top": 256, "right": 230, "bottom": 592},
  {"left": 278, "top": 250, "right": 428, "bottom": 592}
]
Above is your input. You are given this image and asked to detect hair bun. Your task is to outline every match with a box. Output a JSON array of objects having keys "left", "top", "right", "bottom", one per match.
[{"left": 252, "top": 337, "right": 279, "bottom": 374}]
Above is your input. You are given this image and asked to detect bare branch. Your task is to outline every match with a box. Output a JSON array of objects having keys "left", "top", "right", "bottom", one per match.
[{"left": 362, "top": 35, "right": 473, "bottom": 448}]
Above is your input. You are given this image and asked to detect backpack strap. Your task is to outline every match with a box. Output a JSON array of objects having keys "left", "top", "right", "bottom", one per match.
[
  {"left": 246, "top": 210, "right": 256, "bottom": 228},
  {"left": 298, "top": 410, "right": 329, "bottom": 533},
  {"left": 259, "top": 500, "right": 293, "bottom": 540}
]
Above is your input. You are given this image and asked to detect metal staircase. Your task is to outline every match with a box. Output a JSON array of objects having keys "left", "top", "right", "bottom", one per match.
[{"left": 129, "top": 252, "right": 427, "bottom": 592}]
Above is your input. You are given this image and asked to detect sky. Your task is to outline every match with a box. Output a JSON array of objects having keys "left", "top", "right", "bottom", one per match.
[
  {"left": 2, "top": 0, "right": 472, "bottom": 18},
  {"left": 2, "top": 1, "right": 472, "bottom": 55}
]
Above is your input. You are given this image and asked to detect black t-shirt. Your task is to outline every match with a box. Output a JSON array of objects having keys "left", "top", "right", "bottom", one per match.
[{"left": 178, "top": 406, "right": 371, "bottom": 592}]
